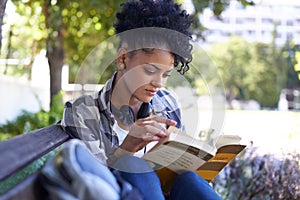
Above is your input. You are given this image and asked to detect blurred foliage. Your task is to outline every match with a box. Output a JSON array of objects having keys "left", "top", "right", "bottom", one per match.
[
  {"left": 212, "top": 147, "right": 300, "bottom": 199},
  {"left": 7, "top": 0, "right": 123, "bottom": 84},
  {"left": 181, "top": 43, "right": 225, "bottom": 97},
  {"left": 1, "top": 0, "right": 257, "bottom": 107},
  {"left": 3, "top": 0, "right": 255, "bottom": 82},
  {"left": 292, "top": 52, "right": 300, "bottom": 80},
  {"left": 0, "top": 1, "right": 45, "bottom": 78},
  {"left": 59, "top": 0, "right": 123, "bottom": 84},
  {"left": 207, "top": 36, "right": 295, "bottom": 108},
  {"left": 0, "top": 91, "right": 64, "bottom": 141}
]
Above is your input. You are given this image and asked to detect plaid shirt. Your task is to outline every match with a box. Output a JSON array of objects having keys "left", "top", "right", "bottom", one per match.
[{"left": 61, "top": 72, "right": 183, "bottom": 165}]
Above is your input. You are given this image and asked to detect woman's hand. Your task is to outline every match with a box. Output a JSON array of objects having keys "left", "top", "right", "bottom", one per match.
[{"left": 119, "top": 115, "right": 177, "bottom": 153}]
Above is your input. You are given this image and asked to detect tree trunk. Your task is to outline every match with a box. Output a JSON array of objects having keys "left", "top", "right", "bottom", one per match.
[
  {"left": 43, "top": 2, "right": 64, "bottom": 107},
  {"left": 0, "top": 0, "right": 8, "bottom": 51},
  {"left": 47, "top": 40, "right": 64, "bottom": 106}
]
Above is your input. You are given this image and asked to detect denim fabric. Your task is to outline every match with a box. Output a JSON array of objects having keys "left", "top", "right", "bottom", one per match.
[
  {"left": 170, "top": 171, "right": 222, "bottom": 200},
  {"left": 40, "top": 139, "right": 221, "bottom": 200},
  {"left": 113, "top": 156, "right": 222, "bottom": 200},
  {"left": 113, "top": 156, "right": 165, "bottom": 200}
]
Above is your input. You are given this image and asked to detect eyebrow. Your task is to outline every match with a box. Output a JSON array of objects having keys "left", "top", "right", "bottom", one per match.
[{"left": 146, "top": 63, "right": 173, "bottom": 72}]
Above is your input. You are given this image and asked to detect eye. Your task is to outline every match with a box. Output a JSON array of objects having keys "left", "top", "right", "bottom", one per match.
[
  {"left": 144, "top": 68, "right": 155, "bottom": 75},
  {"left": 162, "top": 73, "right": 171, "bottom": 78},
  {"left": 143, "top": 65, "right": 156, "bottom": 75}
]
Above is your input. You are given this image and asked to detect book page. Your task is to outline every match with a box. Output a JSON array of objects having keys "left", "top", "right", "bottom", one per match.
[
  {"left": 143, "top": 140, "right": 213, "bottom": 172},
  {"left": 143, "top": 126, "right": 247, "bottom": 191},
  {"left": 142, "top": 126, "right": 246, "bottom": 180},
  {"left": 215, "top": 134, "right": 242, "bottom": 149},
  {"left": 162, "top": 126, "right": 217, "bottom": 155}
]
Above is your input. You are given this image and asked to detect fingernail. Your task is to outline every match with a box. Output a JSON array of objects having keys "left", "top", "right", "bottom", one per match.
[
  {"left": 161, "top": 131, "right": 168, "bottom": 137},
  {"left": 153, "top": 136, "right": 160, "bottom": 140}
]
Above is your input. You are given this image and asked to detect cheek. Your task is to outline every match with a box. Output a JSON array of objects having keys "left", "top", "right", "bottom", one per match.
[{"left": 124, "top": 69, "right": 151, "bottom": 92}]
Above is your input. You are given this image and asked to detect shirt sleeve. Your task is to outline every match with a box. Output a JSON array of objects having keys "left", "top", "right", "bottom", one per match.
[
  {"left": 60, "top": 94, "right": 108, "bottom": 163},
  {"left": 154, "top": 89, "right": 185, "bottom": 131}
]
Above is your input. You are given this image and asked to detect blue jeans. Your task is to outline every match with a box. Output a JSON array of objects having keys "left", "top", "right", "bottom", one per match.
[
  {"left": 42, "top": 139, "right": 221, "bottom": 200},
  {"left": 170, "top": 171, "right": 222, "bottom": 200},
  {"left": 113, "top": 156, "right": 222, "bottom": 200}
]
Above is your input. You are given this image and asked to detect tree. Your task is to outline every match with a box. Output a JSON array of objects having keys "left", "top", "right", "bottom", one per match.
[
  {"left": 8, "top": 0, "right": 122, "bottom": 105},
  {"left": 248, "top": 42, "right": 280, "bottom": 108},
  {"left": 0, "top": 0, "right": 8, "bottom": 51},
  {"left": 208, "top": 36, "right": 252, "bottom": 104},
  {"left": 0, "top": 2, "right": 46, "bottom": 78},
  {"left": 285, "top": 43, "right": 300, "bottom": 89},
  {"left": 1, "top": 0, "right": 255, "bottom": 107},
  {"left": 207, "top": 35, "right": 294, "bottom": 108},
  {"left": 42, "top": 1, "right": 64, "bottom": 106}
]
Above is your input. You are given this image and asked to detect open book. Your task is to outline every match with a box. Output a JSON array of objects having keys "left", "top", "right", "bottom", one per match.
[{"left": 142, "top": 126, "right": 246, "bottom": 192}]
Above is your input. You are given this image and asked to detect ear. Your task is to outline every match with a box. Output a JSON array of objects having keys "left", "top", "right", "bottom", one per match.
[{"left": 116, "top": 47, "right": 127, "bottom": 62}]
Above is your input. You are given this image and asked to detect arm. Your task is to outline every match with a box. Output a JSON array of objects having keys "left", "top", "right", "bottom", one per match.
[
  {"left": 108, "top": 89, "right": 182, "bottom": 164},
  {"left": 60, "top": 94, "right": 109, "bottom": 163}
]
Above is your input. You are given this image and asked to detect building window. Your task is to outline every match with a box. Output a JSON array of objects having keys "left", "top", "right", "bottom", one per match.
[
  {"left": 262, "top": 31, "right": 271, "bottom": 37},
  {"left": 287, "top": 32, "right": 293, "bottom": 39},
  {"left": 247, "top": 30, "right": 255, "bottom": 35},
  {"left": 245, "top": 18, "right": 255, "bottom": 23},
  {"left": 287, "top": 20, "right": 293, "bottom": 26},
  {"left": 236, "top": 18, "right": 243, "bottom": 24},
  {"left": 222, "top": 17, "right": 230, "bottom": 24},
  {"left": 276, "top": 33, "right": 282, "bottom": 38},
  {"left": 262, "top": 18, "right": 273, "bottom": 24}
]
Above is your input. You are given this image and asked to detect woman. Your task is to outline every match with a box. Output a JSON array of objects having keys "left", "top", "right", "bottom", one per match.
[
  {"left": 60, "top": 0, "right": 221, "bottom": 199},
  {"left": 61, "top": 0, "right": 192, "bottom": 166}
]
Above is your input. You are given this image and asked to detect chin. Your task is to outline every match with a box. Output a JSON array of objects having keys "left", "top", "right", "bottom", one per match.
[
  {"left": 139, "top": 96, "right": 152, "bottom": 103},
  {"left": 142, "top": 98, "right": 152, "bottom": 103},
  {"left": 134, "top": 91, "right": 153, "bottom": 103}
]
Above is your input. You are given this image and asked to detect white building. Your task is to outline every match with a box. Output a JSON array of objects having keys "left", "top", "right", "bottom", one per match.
[{"left": 199, "top": 0, "right": 300, "bottom": 46}]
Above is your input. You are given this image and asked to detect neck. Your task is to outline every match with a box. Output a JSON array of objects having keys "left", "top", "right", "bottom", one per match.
[{"left": 111, "top": 71, "right": 142, "bottom": 112}]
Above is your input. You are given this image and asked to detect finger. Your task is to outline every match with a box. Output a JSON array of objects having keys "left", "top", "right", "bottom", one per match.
[
  {"left": 142, "top": 132, "right": 161, "bottom": 142},
  {"left": 144, "top": 125, "right": 168, "bottom": 138},
  {"left": 150, "top": 115, "right": 177, "bottom": 126}
]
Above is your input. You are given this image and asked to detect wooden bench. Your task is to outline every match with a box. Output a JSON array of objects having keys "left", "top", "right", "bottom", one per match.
[{"left": 0, "top": 125, "right": 70, "bottom": 200}]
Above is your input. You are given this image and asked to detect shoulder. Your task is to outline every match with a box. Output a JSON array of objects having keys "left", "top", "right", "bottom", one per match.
[
  {"left": 65, "top": 92, "right": 99, "bottom": 108},
  {"left": 157, "top": 88, "right": 180, "bottom": 102},
  {"left": 154, "top": 88, "right": 181, "bottom": 110},
  {"left": 64, "top": 92, "right": 101, "bottom": 120}
]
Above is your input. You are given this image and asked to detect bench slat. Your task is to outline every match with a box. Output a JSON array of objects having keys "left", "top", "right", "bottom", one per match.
[
  {"left": 0, "top": 173, "right": 42, "bottom": 200},
  {"left": 0, "top": 125, "right": 69, "bottom": 181}
]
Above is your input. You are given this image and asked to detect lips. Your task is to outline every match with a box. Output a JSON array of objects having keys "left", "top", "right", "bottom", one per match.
[{"left": 145, "top": 89, "right": 157, "bottom": 96}]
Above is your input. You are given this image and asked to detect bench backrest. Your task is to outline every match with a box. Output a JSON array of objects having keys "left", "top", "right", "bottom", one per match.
[{"left": 0, "top": 125, "right": 70, "bottom": 200}]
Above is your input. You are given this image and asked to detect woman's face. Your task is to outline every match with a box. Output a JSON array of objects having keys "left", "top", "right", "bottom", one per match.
[{"left": 121, "top": 48, "right": 174, "bottom": 103}]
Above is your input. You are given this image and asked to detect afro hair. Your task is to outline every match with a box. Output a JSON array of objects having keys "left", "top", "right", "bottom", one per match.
[{"left": 114, "top": 0, "right": 194, "bottom": 74}]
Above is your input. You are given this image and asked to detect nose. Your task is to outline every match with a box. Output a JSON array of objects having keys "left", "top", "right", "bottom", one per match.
[{"left": 151, "top": 76, "right": 164, "bottom": 88}]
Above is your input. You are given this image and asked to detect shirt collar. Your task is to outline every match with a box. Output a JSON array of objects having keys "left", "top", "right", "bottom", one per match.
[{"left": 98, "top": 71, "right": 117, "bottom": 112}]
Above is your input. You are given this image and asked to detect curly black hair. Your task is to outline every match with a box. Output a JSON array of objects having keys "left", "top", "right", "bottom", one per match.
[{"left": 114, "top": 0, "right": 193, "bottom": 74}]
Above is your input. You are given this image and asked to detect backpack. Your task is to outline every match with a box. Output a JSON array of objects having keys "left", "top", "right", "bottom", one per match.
[{"left": 39, "top": 139, "right": 143, "bottom": 200}]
